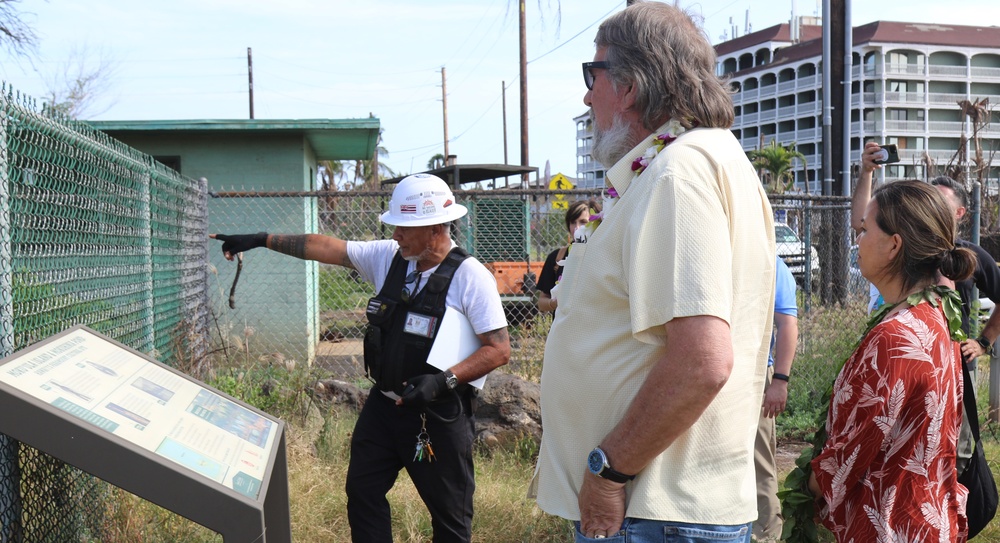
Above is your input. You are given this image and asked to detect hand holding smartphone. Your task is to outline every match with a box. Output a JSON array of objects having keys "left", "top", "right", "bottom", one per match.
[{"left": 873, "top": 144, "right": 900, "bottom": 165}]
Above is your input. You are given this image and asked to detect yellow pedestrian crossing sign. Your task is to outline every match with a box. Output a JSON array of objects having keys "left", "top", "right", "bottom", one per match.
[
  {"left": 548, "top": 173, "right": 574, "bottom": 207},
  {"left": 548, "top": 173, "right": 574, "bottom": 192}
]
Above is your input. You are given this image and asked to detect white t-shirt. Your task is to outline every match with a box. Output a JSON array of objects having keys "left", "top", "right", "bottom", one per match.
[{"left": 346, "top": 239, "right": 507, "bottom": 335}]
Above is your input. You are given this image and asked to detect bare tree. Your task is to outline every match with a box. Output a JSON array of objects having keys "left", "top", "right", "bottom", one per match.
[
  {"left": 0, "top": 0, "right": 37, "bottom": 59},
  {"left": 946, "top": 98, "right": 999, "bottom": 231},
  {"left": 42, "top": 44, "right": 118, "bottom": 119}
]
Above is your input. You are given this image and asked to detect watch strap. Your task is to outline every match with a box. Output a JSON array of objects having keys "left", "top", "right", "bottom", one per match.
[
  {"left": 976, "top": 336, "right": 995, "bottom": 356},
  {"left": 599, "top": 464, "right": 636, "bottom": 484}
]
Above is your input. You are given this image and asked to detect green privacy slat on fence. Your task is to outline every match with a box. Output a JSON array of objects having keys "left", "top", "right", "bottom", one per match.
[
  {"left": 467, "top": 197, "right": 529, "bottom": 262},
  {"left": 0, "top": 82, "right": 210, "bottom": 541}
]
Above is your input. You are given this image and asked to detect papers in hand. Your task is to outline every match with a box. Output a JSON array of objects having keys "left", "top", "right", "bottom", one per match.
[{"left": 427, "top": 308, "right": 486, "bottom": 389}]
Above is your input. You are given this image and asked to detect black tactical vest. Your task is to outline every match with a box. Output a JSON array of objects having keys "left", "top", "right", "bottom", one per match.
[{"left": 363, "top": 247, "right": 470, "bottom": 395}]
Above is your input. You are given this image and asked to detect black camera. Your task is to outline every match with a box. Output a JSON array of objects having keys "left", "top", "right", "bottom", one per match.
[{"left": 873, "top": 144, "right": 900, "bottom": 165}]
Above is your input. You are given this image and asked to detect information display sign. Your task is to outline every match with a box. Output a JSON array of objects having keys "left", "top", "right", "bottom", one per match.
[{"left": 0, "top": 325, "right": 291, "bottom": 543}]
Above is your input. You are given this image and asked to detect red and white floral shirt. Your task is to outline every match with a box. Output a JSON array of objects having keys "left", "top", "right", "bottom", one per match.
[{"left": 812, "top": 300, "right": 968, "bottom": 543}]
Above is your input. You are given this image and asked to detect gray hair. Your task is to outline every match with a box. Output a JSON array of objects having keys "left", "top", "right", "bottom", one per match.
[{"left": 596, "top": 1, "right": 734, "bottom": 131}]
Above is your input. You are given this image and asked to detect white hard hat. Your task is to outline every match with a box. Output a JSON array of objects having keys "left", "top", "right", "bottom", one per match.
[{"left": 380, "top": 174, "right": 468, "bottom": 227}]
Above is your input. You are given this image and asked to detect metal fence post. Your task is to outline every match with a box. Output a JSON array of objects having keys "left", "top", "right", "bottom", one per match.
[{"left": 0, "top": 86, "right": 22, "bottom": 543}]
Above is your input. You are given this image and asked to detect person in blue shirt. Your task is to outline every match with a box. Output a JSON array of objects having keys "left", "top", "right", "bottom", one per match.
[{"left": 753, "top": 256, "right": 799, "bottom": 542}]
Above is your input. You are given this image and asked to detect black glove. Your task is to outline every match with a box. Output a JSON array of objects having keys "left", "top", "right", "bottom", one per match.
[
  {"left": 399, "top": 373, "right": 448, "bottom": 409},
  {"left": 213, "top": 232, "right": 268, "bottom": 257}
]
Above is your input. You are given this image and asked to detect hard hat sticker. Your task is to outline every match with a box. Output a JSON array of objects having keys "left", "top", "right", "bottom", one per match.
[{"left": 422, "top": 200, "right": 436, "bottom": 215}]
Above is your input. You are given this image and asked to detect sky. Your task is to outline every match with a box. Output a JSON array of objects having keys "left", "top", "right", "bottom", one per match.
[{"left": 3, "top": 0, "right": 1000, "bottom": 185}]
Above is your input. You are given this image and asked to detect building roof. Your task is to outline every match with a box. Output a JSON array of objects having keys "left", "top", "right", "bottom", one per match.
[
  {"left": 721, "top": 21, "right": 1000, "bottom": 77},
  {"left": 382, "top": 164, "right": 538, "bottom": 188},
  {"left": 86, "top": 118, "right": 381, "bottom": 161},
  {"left": 854, "top": 20, "right": 1000, "bottom": 48},
  {"left": 715, "top": 23, "right": 823, "bottom": 56}
]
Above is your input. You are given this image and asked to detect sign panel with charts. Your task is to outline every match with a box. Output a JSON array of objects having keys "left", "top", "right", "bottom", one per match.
[{"left": 0, "top": 325, "right": 291, "bottom": 543}]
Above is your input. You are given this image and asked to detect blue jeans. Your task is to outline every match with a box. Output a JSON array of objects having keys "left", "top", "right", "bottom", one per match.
[{"left": 574, "top": 518, "right": 752, "bottom": 543}]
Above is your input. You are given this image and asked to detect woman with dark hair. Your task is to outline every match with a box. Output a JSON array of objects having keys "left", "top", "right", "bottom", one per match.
[
  {"left": 808, "top": 179, "right": 974, "bottom": 542},
  {"left": 535, "top": 199, "right": 599, "bottom": 313}
]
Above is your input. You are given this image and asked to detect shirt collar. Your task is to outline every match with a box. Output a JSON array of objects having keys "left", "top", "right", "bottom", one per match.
[{"left": 605, "top": 120, "right": 682, "bottom": 197}]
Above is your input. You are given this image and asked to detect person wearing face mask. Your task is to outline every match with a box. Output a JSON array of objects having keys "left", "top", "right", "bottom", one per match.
[
  {"left": 211, "top": 173, "right": 510, "bottom": 543},
  {"left": 536, "top": 198, "right": 601, "bottom": 313}
]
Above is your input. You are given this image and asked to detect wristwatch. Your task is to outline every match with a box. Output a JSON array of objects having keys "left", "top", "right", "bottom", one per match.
[
  {"left": 587, "top": 447, "right": 635, "bottom": 484},
  {"left": 443, "top": 370, "right": 459, "bottom": 390},
  {"left": 976, "top": 336, "right": 995, "bottom": 356}
]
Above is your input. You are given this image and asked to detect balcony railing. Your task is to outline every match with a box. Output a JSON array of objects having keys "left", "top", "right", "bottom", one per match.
[
  {"left": 777, "top": 132, "right": 797, "bottom": 144},
  {"left": 972, "top": 67, "right": 1000, "bottom": 79},
  {"left": 760, "top": 109, "right": 777, "bottom": 122},
  {"left": 863, "top": 65, "right": 882, "bottom": 78},
  {"left": 777, "top": 105, "right": 797, "bottom": 119},
  {"left": 797, "top": 127, "right": 820, "bottom": 141},
  {"left": 884, "top": 63, "right": 925, "bottom": 76},
  {"left": 929, "top": 65, "right": 968, "bottom": 77},
  {"left": 778, "top": 80, "right": 796, "bottom": 93},
  {"left": 759, "top": 85, "right": 777, "bottom": 98},
  {"left": 897, "top": 148, "right": 955, "bottom": 162},
  {"left": 742, "top": 88, "right": 759, "bottom": 101},
  {"left": 928, "top": 121, "right": 965, "bottom": 133},
  {"left": 885, "top": 120, "right": 925, "bottom": 132},
  {"left": 798, "top": 74, "right": 818, "bottom": 88},
  {"left": 929, "top": 92, "right": 968, "bottom": 105},
  {"left": 797, "top": 102, "right": 819, "bottom": 115},
  {"left": 883, "top": 91, "right": 925, "bottom": 104},
  {"left": 741, "top": 112, "right": 759, "bottom": 124}
]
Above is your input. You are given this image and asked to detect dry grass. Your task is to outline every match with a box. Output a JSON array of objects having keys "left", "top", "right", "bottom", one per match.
[{"left": 285, "top": 405, "right": 572, "bottom": 543}]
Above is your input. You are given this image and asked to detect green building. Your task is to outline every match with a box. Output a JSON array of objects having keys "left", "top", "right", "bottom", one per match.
[{"left": 88, "top": 118, "right": 380, "bottom": 364}]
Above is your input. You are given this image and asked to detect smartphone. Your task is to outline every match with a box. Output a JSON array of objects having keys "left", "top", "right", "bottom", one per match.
[{"left": 873, "top": 144, "right": 900, "bottom": 165}]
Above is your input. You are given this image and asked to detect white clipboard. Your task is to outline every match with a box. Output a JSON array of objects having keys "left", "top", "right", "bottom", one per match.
[{"left": 426, "top": 307, "right": 486, "bottom": 389}]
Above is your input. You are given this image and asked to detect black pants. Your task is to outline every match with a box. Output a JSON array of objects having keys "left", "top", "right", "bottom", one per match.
[{"left": 345, "top": 390, "right": 475, "bottom": 543}]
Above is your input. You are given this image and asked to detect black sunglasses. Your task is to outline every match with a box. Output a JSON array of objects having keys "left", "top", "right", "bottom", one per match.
[
  {"left": 401, "top": 270, "right": 421, "bottom": 304},
  {"left": 582, "top": 61, "right": 611, "bottom": 90}
]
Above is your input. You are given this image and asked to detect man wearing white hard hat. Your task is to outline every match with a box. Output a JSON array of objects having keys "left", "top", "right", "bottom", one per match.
[{"left": 211, "top": 173, "right": 510, "bottom": 542}]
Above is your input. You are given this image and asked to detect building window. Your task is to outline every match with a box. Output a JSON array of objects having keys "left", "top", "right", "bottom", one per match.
[{"left": 154, "top": 156, "right": 181, "bottom": 173}]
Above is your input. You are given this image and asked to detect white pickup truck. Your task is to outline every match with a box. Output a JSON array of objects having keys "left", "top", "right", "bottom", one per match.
[{"left": 776, "top": 222, "right": 820, "bottom": 290}]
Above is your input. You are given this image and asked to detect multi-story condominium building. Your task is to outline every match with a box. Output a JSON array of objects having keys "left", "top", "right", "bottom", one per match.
[
  {"left": 722, "top": 19, "right": 1000, "bottom": 192},
  {"left": 573, "top": 111, "right": 603, "bottom": 189},
  {"left": 575, "top": 20, "right": 1000, "bottom": 192}
]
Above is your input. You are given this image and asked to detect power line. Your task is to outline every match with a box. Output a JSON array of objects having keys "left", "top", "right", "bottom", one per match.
[{"left": 528, "top": 1, "right": 624, "bottom": 64}]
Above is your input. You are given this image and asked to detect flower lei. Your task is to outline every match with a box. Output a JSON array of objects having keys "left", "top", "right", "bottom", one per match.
[
  {"left": 586, "top": 118, "right": 690, "bottom": 234},
  {"left": 778, "top": 284, "right": 965, "bottom": 543}
]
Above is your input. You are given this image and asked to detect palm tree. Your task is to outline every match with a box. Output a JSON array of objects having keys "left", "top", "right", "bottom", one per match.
[
  {"left": 427, "top": 153, "right": 446, "bottom": 170},
  {"left": 747, "top": 141, "right": 807, "bottom": 194},
  {"left": 318, "top": 160, "right": 346, "bottom": 191},
  {"left": 351, "top": 132, "right": 396, "bottom": 190}
]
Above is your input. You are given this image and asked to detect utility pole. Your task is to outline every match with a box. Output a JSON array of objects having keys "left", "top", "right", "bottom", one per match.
[
  {"left": 441, "top": 67, "right": 449, "bottom": 164},
  {"left": 247, "top": 47, "right": 254, "bottom": 119},
  {"left": 519, "top": 0, "right": 529, "bottom": 183},
  {"left": 502, "top": 81, "right": 509, "bottom": 165}
]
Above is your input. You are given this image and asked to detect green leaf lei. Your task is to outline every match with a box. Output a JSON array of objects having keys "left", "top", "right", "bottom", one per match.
[{"left": 777, "top": 284, "right": 965, "bottom": 543}]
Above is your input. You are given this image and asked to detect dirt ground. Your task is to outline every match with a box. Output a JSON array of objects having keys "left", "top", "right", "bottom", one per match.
[{"left": 776, "top": 439, "right": 810, "bottom": 475}]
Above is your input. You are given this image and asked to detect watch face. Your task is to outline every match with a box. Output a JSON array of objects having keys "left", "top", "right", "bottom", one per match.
[{"left": 587, "top": 449, "right": 604, "bottom": 474}]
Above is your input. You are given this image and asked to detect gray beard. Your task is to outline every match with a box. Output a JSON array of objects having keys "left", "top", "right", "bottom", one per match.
[{"left": 592, "top": 112, "right": 637, "bottom": 168}]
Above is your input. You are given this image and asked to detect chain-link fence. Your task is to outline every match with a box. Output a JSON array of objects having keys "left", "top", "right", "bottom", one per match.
[
  {"left": 0, "top": 84, "right": 210, "bottom": 541},
  {"left": 207, "top": 188, "right": 860, "bottom": 383},
  {"left": 207, "top": 185, "right": 999, "bottom": 428}
]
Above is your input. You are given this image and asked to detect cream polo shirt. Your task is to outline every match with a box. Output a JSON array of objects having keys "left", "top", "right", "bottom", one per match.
[{"left": 534, "top": 126, "right": 776, "bottom": 524}]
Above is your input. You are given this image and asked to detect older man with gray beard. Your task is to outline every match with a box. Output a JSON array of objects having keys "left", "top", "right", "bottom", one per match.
[{"left": 531, "top": 3, "right": 776, "bottom": 542}]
